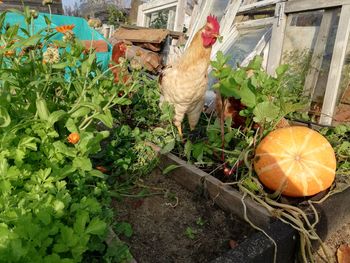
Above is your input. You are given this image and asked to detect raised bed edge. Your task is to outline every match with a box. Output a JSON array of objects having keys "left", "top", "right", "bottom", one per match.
[{"left": 159, "top": 153, "right": 273, "bottom": 229}]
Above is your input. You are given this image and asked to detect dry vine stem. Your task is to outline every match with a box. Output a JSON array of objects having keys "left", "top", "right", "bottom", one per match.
[
  {"left": 240, "top": 191, "right": 278, "bottom": 263},
  {"left": 238, "top": 182, "right": 331, "bottom": 263}
]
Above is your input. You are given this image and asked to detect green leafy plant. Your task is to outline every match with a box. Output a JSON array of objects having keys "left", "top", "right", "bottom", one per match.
[
  {"left": 0, "top": 7, "right": 140, "bottom": 262},
  {"left": 107, "top": 5, "right": 127, "bottom": 27},
  {"left": 185, "top": 227, "right": 197, "bottom": 240},
  {"left": 211, "top": 52, "right": 306, "bottom": 127},
  {"left": 149, "top": 11, "right": 169, "bottom": 29}
]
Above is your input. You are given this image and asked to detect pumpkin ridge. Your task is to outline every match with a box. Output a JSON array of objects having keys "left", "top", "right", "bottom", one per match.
[
  {"left": 255, "top": 152, "right": 291, "bottom": 158},
  {"left": 298, "top": 129, "right": 314, "bottom": 153},
  {"left": 269, "top": 139, "right": 293, "bottom": 156},
  {"left": 301, "top": 143, "right": 332, "bottom": 156},
  {"left": 302, "top": 159, "right": 335, "bottom": 173},
  {"left": 296, "top": 162, "right": 309, "bottom": 195},
  {"left": 299, "top": 160, "right": 324, "bottom": 191},
  {"left": 284, "top": 160, "right": 296, "bottom": 178},
  {"left": 259, "top": 158, "right": 291, "bottom": 173},
  {"left": 288, "top": 127, "right": 298, "bottom": 153}
]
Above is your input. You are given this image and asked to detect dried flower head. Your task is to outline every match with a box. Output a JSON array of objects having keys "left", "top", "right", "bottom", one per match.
[
  {"left": 43, "top": 47, "right": 60, "bottom": 64},
  {"left": 30, "top": 9, "right": 39, "bottom": 19},
  {"left": 87, "top": 18, "right": 102, "bottom": 28},
  {"left": 42, "top": 0, "right": 53, "bottom": 6},
  {"left": 62, "top": 30, "right": 75, "bottom": 42},
  {"left": 130, "top": 59, "right": 142, "bottom": 70}
]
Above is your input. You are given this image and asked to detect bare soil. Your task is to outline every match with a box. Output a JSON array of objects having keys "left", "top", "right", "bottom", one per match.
[
  {"left": 113, "top": 168, "right": 255, "bottom": 263},
  {"left": 314, "top": 221, "right": 350, "bottom": 263}
]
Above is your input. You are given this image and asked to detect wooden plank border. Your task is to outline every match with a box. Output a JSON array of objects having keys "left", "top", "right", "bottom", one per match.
[
  {"left": 236, "top": 17, "right": 275, "bottom": 30},
  {"left": 159, "top": 153, "right": 273, "bottom": 229},
  {"left": 319, "top": 5, "right": 350, "bottom": 125},
  {"left": 266, "top": 2, "right": 287, "bottom": 75},
  {"left": 238, "top": 0, "right": 284, "bottom": 13},
  {"left": 285, "top": 0, "right": 350, "bottom": 13},
  {"left": 303, "top": 10, "right": 334, "bottom": 99}
]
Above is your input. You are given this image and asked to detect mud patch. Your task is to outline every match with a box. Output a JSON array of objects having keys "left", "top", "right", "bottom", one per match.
[
  {"left": 113, "top": 169, "right": 255, "bottom": 263},
  {"left": 314, "top": 221, "right": 350, "bottom": 263}
]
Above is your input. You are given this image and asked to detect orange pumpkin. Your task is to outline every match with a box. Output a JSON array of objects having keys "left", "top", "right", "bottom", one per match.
[{"left": 254, "top": 126, "right": 336, "bottom": 197}]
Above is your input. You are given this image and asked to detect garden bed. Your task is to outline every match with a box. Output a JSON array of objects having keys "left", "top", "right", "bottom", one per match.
[
  {"left": 113, "top": 168, "right": 255, "bottom": 263},
  {"left": 157, "top": 152, "right": 350, "bottom": 262}
]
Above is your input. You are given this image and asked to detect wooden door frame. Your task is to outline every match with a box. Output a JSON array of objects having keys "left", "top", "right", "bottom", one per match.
[{"left": 266, "top": 0, "right": 350, "bottom": 125}]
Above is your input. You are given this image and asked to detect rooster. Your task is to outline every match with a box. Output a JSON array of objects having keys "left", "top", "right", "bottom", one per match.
[{"left": 159, "top": 15, "right": 220, "bottom": 137}]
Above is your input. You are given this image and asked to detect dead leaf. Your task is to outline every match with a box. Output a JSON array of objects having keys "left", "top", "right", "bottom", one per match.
[
  {"left": 229, "top": 239, "right": 238, "bottom": 249},
  {"left": 337, "top": 244, "right": 350, "bottom": 263}
]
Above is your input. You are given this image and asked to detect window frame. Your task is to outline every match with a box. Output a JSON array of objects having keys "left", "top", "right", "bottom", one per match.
[
  {"left": 137, "top": 0, "right": 187, "bottom": 31},
  {"left": 266, "top": 0, "right": 350, "bottom": 125}
]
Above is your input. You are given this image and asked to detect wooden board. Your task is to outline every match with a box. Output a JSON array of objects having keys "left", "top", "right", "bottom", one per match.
[
  {"left": 285, "top": 0, "right": 350, "bottom": 13},
  {"left": 159, "top": 153, "right": 272, "bottom": 229},
  {"left": 303, "top": 10, "right": 333, "bottom": 100},
  {"left": 112, "top": 28, "right": 170, "bottom": 44},
  {"left": 236, "top": 17, "right": 275, "bottom": 30},
  {"left": 319, "top": 5, "right": 350, "bottom": 125},
  {"left": 238, "top": 0, "right": 283, "bottom": 13},
  {"left": 266, "top": 2, "right": 287, "bottom": 76}
]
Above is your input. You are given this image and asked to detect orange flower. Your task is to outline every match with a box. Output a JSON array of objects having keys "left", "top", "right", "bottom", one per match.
[
  {"left": 4, "top": 50, "right": 15, "bottom": 57},
  {"left": 67, "top": 132, "right": 80, "bottom": 144},
  {"left": 56, "top": 24, "right": 75, "bottom": 34}
]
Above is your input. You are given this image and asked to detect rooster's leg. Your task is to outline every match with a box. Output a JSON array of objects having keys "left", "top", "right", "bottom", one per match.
[
  {"left": 176, "top": 125, "right": 183, "bottom": 139},
  {"left": 188, "top": 100, "right": 205, "bottom": 131},
  {"left": 174, "top": 108, "right": 185, "bottom": 139}
]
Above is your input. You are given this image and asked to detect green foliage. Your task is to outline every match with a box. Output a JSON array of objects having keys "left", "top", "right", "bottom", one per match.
[
  {"left": 176, "top": 52, "right": 307, "bottom": 191},
  {"left": 0, "top": 8, "right": 136, "bottom": 262},
  {"left": 149, "top": 11, "right": 169, "bottom": 29},
  {"left": 185, "top": 227, "right": 197, "bottom": 240},
  {"left": 211, "top": 52, "right": 306, "bottom": 126},
  {"left": 107, "top": 5, "right": 127, "bottom": 27},
  {"left": 320, "top": 124, "right": 350, "bottom": 176}
]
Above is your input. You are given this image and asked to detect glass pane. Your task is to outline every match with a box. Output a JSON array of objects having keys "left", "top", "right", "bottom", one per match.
[
  {"left": 225, "top": 26, "right": 270, "bottom": 68},
  {"left": 208, "top": 25, "right": 271, "bottom": 89},
  {"left": 282, "top": 10, "right": 324, "bottom": 59},
  {"left": 191, "top": 0, "right": 230, "bottom": 36},
  {"left": 281, "top": 8, "right": 341, "bottom": 120},
  {"left": 147, "top": 7, "right": 176, "bottom": 30},
  {"left": 211, "top": 0, "right": 231, "bottom": 21}
]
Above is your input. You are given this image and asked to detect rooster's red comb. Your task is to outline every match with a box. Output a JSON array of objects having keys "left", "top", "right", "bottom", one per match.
[{"left": 207, "top": 15, "right": 220, "bottom": 33}]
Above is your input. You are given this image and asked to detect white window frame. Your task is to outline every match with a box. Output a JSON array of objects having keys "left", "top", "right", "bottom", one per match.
[
  {"left": 137, "top": 0, "right": 187, "bottom": 32},
  {"left": 266, "top": 0, "right": 350, "bottom": 125}
]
